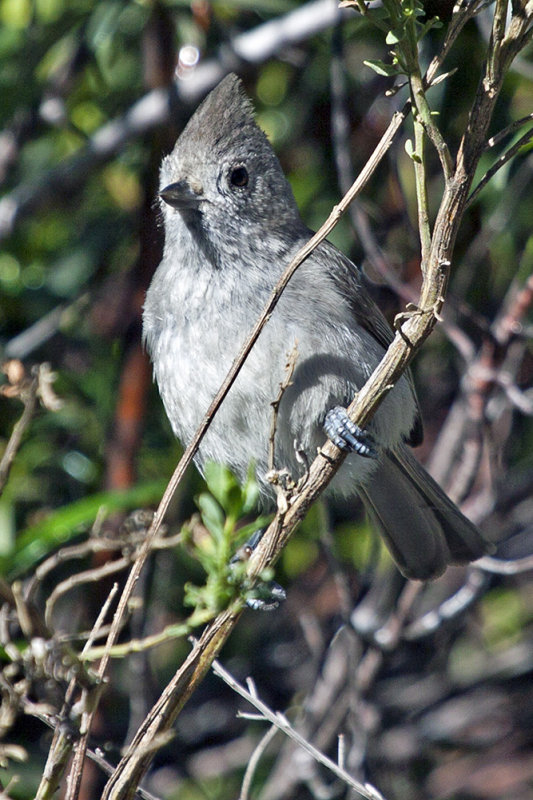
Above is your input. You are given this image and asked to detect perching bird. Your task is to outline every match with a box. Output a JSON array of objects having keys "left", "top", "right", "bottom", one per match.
[{"left": 143, "top": 74, "right": 492, "bottom": 579}]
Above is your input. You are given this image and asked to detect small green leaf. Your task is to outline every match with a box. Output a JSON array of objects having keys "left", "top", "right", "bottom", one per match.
[
  {"left": 183, "top": 581, "right": 205, "bottom": 609},
  {"left": 196, "top": 493, "right": 225, "bottom": 540},
  {"left": 405, "top": 138, "right": 421, "bottom": 162},
  {"left": 242, "top": 464, "right": 260, "bottom": 513},
  {"left": 363, "top": 59, "right": 399, "bottom": 77},
  {"left": 203, "top": 462, "right": 235, "bottom": 507},
  {"left": 385, "top": 29, "right": 401, "bottom": 44},
  {"left": 203, "top": 462, "right": 254, "bottom": 518}
]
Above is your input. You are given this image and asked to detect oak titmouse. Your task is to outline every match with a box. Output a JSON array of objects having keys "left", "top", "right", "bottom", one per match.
[{"left": 143, "top": 74, "right": 492, "bottom": 579}]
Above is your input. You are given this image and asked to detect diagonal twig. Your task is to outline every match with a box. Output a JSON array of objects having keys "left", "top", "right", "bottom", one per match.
[{"left": 213, "top": 659, "right": 388, "bottom": 800}]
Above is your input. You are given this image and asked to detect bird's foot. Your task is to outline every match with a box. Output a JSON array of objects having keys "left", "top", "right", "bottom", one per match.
[
  {"left": 323, "top": 406, "right": 377, "bottom": 458},
  {"left": 231, "top": 528, "right": 286, "bottom": 611}
]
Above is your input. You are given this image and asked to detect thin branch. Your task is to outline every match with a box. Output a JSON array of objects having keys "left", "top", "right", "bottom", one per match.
[
  {"left": 424, "top": 0, "right": 490, "bottom": 86},
  {"left": 489, "top": 0, "right": 511, "bottom": 81},
  {"left": 45, "top": 556, "right": 131, "bottom": 630},
  {"left": 404, "top": 568, "right": 489, "bottom": 639},
  {"left": 466, "top": 123, "right": 533, "bottom": 207},
  {"left": 369, "top": 580, "right": 422, "bottom": 650},
  {"left": 5, "top": 296, "right": 89, "bottom": 361},
  {"left": 212, "top": 660, "right": 388, "bottom": 800},
  {"left": 63, "top": 584, "right": 120, "bottom": 800},
  {"left": 34, "top": 583, "right": 116, "bottom": 800},
  {"left": 240, "top": 725, "right": 278, "bottom": 800},
  {"left": 486, "top": 111, "right": 533, "bottom": 149},
  {"left": 268, "top": 344, "right": 299, "bottom": 473},
  {"left": 0, "top": 366, "right": 39, "bottom": 495},
  {"left": 21, "top": 699, "right": 157, "bottom": 800},
  {"left": 411, "top": 111, "right": 432, "bottom": 271},
  {"left": 83, "top": 612, "right": 216, "bottom": 661},
  {"left": 475, "top": 553, "right": 533, "bottom": 574},
  {"left": 394, "top": 0, "right": 454, "bottom": 182},
  {"left": 457, "top": 0, "right": 533, "bottom": 175},
  {"left": 409, "top": 68, "right": 454, "bottom": 181}
]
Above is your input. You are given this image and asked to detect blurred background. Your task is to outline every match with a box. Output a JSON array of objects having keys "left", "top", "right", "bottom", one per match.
[{"left": 1, "top": 1, "right": 532, "bottom": 799}]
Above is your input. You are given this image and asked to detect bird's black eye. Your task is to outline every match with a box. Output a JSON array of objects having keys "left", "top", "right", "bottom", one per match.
[{"left": 229, "top": 166, "right": 249, "bottom": 188}]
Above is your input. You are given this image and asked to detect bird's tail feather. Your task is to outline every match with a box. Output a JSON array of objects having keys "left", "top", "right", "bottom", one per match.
[{"left": 359, "top": 444, "right": 494, "bottom": 580}]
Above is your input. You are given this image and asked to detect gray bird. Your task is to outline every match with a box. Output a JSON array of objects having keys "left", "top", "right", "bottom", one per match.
[{"left": 143, "top": 73, "right": 492, "bottom": 580}]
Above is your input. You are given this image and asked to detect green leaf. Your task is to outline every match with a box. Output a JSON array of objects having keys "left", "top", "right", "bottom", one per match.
[
  {"left": 203, "top": 462, "right": 234, "bottom": 504},
  {"left": 203, "top": 462, "right": 245, "bottom": 518},
  {"left": 385, "top": 29, "right": 402, "bottom": 44},
  {"left": 242, "top": 465, "right": 261, "bottom": 513},
  {"left": 405, "top": 138, "right": 421, "bottom": 162},
  {"left": 363, "top": 59, "right": 400, "bottom": 77},
  {"left": 195, "top": 492, "right": 225, "bottom": 540}
]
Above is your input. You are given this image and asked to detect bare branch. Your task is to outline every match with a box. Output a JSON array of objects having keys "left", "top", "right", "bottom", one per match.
[
  {"left": 64, "top": 584, "right": 120, "bottom": 800},
  {"left": 268, "top": 344, "right": 299, "bottom": 473},
  {"left": 404, "top": 569, "right": 488, "bottom": 639},
  {"left": 240, "top": 725, "right": 278, "bottom": 800},
  {"left": 0, "top": 363, "right": 39, "bottom": 495},
  {"left": 213, "top": 660, "right": 388, "bottom": 800},
  {"left": 476, "top": 553, "right": 533, "bottom": 574},
  {"left": 467, "top": 123, "right": 533, "bottom": 207},
  {"left": 486, "top": 110, "right": 533, "bottom": 149}
]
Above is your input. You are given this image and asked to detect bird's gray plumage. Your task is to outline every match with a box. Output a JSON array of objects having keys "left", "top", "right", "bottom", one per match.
[{"left": 143, "top": 73, "right": 492, "bottom": 579}]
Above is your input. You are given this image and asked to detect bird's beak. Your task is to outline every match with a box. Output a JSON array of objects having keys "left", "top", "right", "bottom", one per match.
[{"left": 159, "top": 179, "right": 203, "bottom": 209}]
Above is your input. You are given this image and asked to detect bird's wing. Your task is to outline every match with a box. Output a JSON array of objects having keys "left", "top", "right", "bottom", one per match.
[{"left": 315, "top": 239, "right": 423, "bottom": 446}]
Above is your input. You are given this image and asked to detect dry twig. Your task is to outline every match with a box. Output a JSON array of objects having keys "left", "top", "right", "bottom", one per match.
[{"left": 213, "top": 659, "right": 388, "bottom": 800}]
